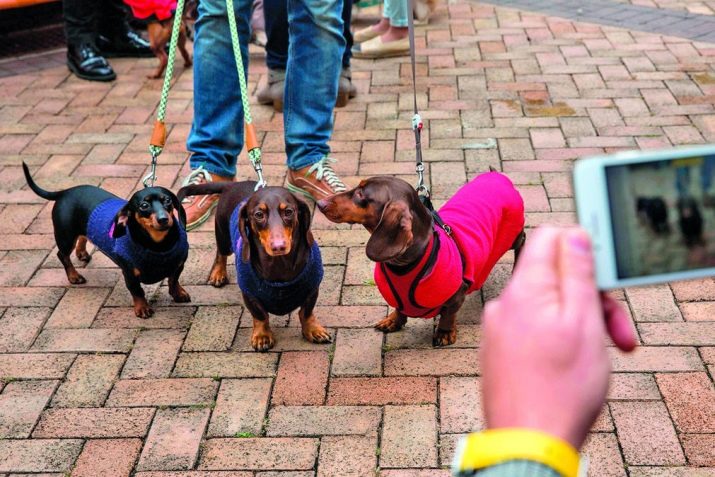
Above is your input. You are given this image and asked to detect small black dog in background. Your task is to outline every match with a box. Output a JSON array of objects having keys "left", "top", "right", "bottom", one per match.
[
  {"left": 677, "top": 196, "right": 705, "bottom": 248},
  {"left": 637, "top": 197, "right": 670, "bottom": 235}
]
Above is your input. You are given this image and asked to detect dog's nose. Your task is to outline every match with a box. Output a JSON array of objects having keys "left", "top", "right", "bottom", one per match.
[
  {"left": 270, "top": 238, "right": 287, "bottom": 253},
  {"left": 157, "top": 216, "right": 169, "bottom": 226},
  {"left": 316, "top": 199, "right": 328, "bottom": 211}
]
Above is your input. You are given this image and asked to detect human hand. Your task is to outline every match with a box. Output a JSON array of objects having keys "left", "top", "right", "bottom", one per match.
[{"left": 481, "top": 226, "right": 637, "bottom": 449}]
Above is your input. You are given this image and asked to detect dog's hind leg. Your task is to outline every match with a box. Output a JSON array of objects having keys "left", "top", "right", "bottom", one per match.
[
  {"left": 75, "top": 236, "right": 91, "bottom": 263},
  {"left": 208, "top": 214, "right": 232, "bottom": 287},
  {"left": 178, "top": 24, "right": 192, "bottom": 67},
  {"left": 53, "top": 213, "right": 86, "bottom": 284},
  {"left": 168, "top": 262, "right": 191, "bottom": 303}
]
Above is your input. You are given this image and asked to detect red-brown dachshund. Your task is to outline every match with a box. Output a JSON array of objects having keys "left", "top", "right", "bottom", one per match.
[
  {"left": 318, "top": 172, "right": 526, "bottom": 346},
  {"left": 178, "top": 181, "right": 330, "bottom": 351}
]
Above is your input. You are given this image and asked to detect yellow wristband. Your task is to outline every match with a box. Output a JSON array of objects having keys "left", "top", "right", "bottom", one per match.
[{"left": 453, "top": 428, "right": 580, "bottom": 477}]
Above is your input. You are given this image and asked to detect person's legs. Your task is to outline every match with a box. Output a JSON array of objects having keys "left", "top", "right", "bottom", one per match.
[
  {"left": 285, "top": 0, "right": 347, "bottom": 200},
  {"left": 63, "top": 0, "right": 98, "bottom": 47},
  {"left": 184, "top": 0, "right": 252, "bottom": 228},
  {"left": 341, "top": 0, "right": 353, "bottom": 69},
  {"left": 95, "top": 0, "right": 153, "bottom": 58},
  {"left": 256, "top": 0, "right": 288, "bottom": 111},
  {"left": 352, "top": 0, "right": 409, "bottom": 58}
]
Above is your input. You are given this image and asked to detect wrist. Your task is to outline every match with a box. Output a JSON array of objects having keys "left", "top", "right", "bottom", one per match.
[{"left": 452, "top": 428, "right": 582, "bottom": 477}]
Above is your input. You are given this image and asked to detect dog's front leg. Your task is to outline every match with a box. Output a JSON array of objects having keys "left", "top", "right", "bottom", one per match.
[
  {"left": 243, "top": 293, "right": 274, "bottom": 352},
  {"left": 123, "top": 269, "right": 153, "bottom": 318},
  {"left": 433, "top": 283, "right": 468, "bottom": 347},
  {"left": 298, "top": 290, "right": 331, "bottom": 344},
  {"left": 168, "top": 263, "right": 191, "bottom": 303},
  {"left": 375, "top": 309, "right": 408, "bottom": 333}
]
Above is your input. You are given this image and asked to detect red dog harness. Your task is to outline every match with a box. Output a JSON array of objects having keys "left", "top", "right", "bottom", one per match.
[{"left": 374, "top": 172, "right": 525, "bottom": 318}]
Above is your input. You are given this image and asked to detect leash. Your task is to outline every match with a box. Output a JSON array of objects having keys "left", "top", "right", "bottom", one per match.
[
  {"left": 145, "top": 0, "right": 267, "bottom": 191},
  {"left": 226, "top": 0, "right": 267, "bottom": 190},
  {"left": 145, "top": 0, "right": 187, "bottom": 187},
  {"left": 406, "top": 1, "right": 451, "bottom": 236}
]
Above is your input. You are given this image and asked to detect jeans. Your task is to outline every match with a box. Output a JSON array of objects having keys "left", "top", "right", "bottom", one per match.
[
  {"left": 384, "top": 0, "right": 408, "bottom": 27},
  {"left": 187, "top": 0, "right": 344, "bottom": 177},
  {"left": 63, "top": 0, "right": 129, "bottom": 47},
  {"left": 264, "top": 0, "right": 352, "bottom": 70}
]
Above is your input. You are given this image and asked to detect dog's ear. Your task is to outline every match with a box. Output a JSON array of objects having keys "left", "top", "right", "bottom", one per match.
[
  {"left": 238, "top": 202, "right": 251, "bottom": 262},
  {"left": 296, "top": 197, "right": 314, "bottom": 247},
  {"left": 366, "top": 200, "right": 413, "bottom": 262},
  {"left": 110, "top": 204, "right": 131, "bottom": 239}
]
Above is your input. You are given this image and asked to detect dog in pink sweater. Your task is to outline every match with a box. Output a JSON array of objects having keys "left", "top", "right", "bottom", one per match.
[{"left": 318, "top": 171, "right": 525, "bottom": 346}]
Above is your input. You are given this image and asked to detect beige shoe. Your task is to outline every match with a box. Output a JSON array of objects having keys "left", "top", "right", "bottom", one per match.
[
  {"left": 351, "top": 36, "right": 409, "bottom": 59},
  {"left": 353, "top": 25, "right": 381, "bottom": 43},
  {"left": 287, "top": 156, "right": 347, "bottom": 202},
  {"left": 181, "top": 165, "right": 233, "bottom": 231}
]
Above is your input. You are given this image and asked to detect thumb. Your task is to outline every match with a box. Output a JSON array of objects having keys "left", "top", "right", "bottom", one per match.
[{"left": 559, "top": 228, "right": 600, "bottom": 322}]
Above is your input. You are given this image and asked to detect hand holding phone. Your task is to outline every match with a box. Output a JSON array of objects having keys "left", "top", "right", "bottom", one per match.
[{"left": 574, "top": 145, "right": 715, "bottom": 289}]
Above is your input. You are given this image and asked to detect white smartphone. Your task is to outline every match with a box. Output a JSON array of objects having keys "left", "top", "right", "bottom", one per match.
[{"left": 574, "top": 144, "right": 715, "bottom": 289}]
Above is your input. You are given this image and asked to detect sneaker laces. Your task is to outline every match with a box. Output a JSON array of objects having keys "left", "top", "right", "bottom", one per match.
[
  {"left": 307, "top": 157, "right": 346, "bottom": 193},
  {"left": 181, "top": 165, "right": 212, "bottom": 204}
]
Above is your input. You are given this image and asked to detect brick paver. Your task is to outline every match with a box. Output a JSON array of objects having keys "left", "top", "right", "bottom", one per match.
[{"left": 1, "top": 0, "right": 714, "bottom": 474}]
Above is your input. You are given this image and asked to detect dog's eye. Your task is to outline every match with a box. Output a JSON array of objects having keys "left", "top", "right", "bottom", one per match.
[
  {"left": 163, "top": 198, "right": 172, "bottom": 209},
  {"left": 139, "top": 202, "right": 151, "bottom": 211},
  {"left": 284, "top": 208, "right": 294, "bottom": 218},
  {"left": 254, "top": 210, "right": 265, "bottom": 220}
]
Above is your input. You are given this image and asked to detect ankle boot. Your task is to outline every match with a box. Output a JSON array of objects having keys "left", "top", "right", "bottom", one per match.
[
  {"left": 257, "top": 69, "right": 285, "bottom": 112},
  {"left": 336, "top": 67, "right": 357, "bottom": 107}
]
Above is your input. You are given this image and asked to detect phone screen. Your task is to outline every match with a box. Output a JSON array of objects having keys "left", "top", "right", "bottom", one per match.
[{"left": 606, "top": 154, "right": 715, "bottom": 279}]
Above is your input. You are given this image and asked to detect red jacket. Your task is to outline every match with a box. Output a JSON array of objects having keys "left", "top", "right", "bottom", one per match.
[
  {"left": 374, "top": 172, "right": 525, "bottom": 318},
  {"left": 123, "top": 0, "right": 176, "bottom": 20}
]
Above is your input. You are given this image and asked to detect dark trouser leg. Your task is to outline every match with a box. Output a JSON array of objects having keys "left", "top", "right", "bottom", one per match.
[
  {"left": 342, "top": 0, "right": 353, "bottom": 68},
  {"left": 263, "top": 0, "right": 289, "bottom": 70},
  {"left": 96, "top": 0, "right": 130, "bottom": 38},
  {"left": 63, "top": 0, "right": 98, "bottom": 47}
]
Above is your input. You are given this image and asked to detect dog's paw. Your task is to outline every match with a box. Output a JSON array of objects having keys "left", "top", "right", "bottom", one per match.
[
  {"left": 251, "top": 329, "right": 275, "bottom": 352},
  {"left": 133, "top": 300, "right": 154, "bottom": 319},
  {"left": 68, "top": 272, "right": 87, "bottom": 285},
  {"left": 375, "top": 313, "right": 406, "bottom": 333},
  {"left": 432, "top": 328, "right": 457, "bottom": 347},
  {"left": 208, "top": 267, "right": 229, "bottom": 288},
  {"left": 76, "top": 251, "right": 91, "bottom": 263},
  {"left": 171, "top": 286, "right": 192, "bottom": 303},
  {"left": 303, "top": 323, "right": 332, "bottom": 344}
]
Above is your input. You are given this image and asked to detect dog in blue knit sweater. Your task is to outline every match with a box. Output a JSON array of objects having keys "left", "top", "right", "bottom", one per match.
[
  {"left": 23, "top": 163, "right": 190, "bottom": 318},
  {"left": 178, "top": 181, "right": 330, "bottom": 351}
]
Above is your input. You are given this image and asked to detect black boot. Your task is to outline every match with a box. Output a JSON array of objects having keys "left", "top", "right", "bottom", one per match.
[
  {"left": 97, "top": 29, "right": 153, "bottom": 58},
  {"left": 67, "top": 43, "right": 116, "bottom": 82}
]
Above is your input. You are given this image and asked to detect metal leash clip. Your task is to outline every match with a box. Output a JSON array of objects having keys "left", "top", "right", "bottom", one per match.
[
  {"left": 248, "top": 149, "right": 267, "bottom": 191},
  {"left": 142, "top": 151, "right": 159, "bottom": 188}
]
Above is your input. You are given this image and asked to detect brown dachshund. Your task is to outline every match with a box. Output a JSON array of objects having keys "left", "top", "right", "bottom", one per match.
[
  {"left": 146, "top": 18, "right": 192, "bottom": 79},
  {"left": 178, "top": 181, "right": 331, "bottom": 351},
  {"left": 318, "top": 172, "right": 526, "bottom": 346}
]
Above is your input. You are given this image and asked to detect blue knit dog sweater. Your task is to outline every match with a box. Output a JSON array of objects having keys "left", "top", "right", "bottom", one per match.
[
  {"left": 230, "top": 203, "right": 323, "bottom": 316},
  {"left": 87, "top": 198, "right": 189, "bottom": 284}
]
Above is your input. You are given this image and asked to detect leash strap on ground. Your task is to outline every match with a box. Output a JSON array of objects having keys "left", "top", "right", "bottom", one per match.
[
  {"left": 226, "top": 0, "right": 267, "bottom": 190},
  {"left": 145, "top": 0, "right": 187, "bottom": 187}
]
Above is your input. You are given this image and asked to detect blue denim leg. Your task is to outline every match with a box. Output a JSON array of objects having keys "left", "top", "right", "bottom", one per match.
[
  {"left": 701, "top": 156, "right": 715, "bottom": 192},
  {"left": 284, "top": 0, "right": 345, "bottom": 170},
  {"left": 186, "top": 0, "right": 252, "bottom": 178},
  {"left": 383, "top": 0, "right": 409, "bottom": 27},
  {"left": 676, "top": 167, "right": 690, "bottom": 197}
]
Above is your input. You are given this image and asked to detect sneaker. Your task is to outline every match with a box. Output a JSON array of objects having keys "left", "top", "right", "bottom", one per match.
[
  {"left": 287, "top": 156, "right": 347, "bottom": 202},
  {"left": 181, "top": 165, "right": 233, "bottom": 231}
]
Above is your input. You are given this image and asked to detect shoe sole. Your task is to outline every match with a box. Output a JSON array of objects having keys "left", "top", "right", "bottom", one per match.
[
  {"left": 185, "top": 200, "right": 218, "bottom": 231},
  {"left": 335, "top": 91, "right": 350, "bottom": 108},
  {"left": 67, "top": 62, "right": 116, "bottom": 82},
  {"left": 352, "top": 49, "right": 409, "bottom": 60},
  {"left": 286, "top": 183, "right": 318, "bottom": 202}
]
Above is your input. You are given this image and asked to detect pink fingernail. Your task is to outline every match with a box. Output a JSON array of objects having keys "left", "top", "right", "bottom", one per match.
[{"left": 568, "top": 233, "right": 591, "bottom": 254}]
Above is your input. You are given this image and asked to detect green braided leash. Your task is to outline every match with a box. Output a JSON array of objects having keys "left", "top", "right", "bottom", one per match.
[
  {"left": 145, "top": 0, "right": 187, "bottom": 187},
  {"left": 224, "top": 0, "right": 266, "bottom": 189}
]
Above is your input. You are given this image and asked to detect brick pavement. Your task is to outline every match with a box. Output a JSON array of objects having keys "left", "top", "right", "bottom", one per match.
[{"left": 1, "top": 1, "right": 715, "bottom": 475}]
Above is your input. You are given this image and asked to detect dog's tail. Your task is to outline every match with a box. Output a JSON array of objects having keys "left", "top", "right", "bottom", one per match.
[
  {"left": 177, "top": 182, "right": 236, "bottom": 201},
  {"left": 22, "top": 162, "right": 62, "bottom": 201}
]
